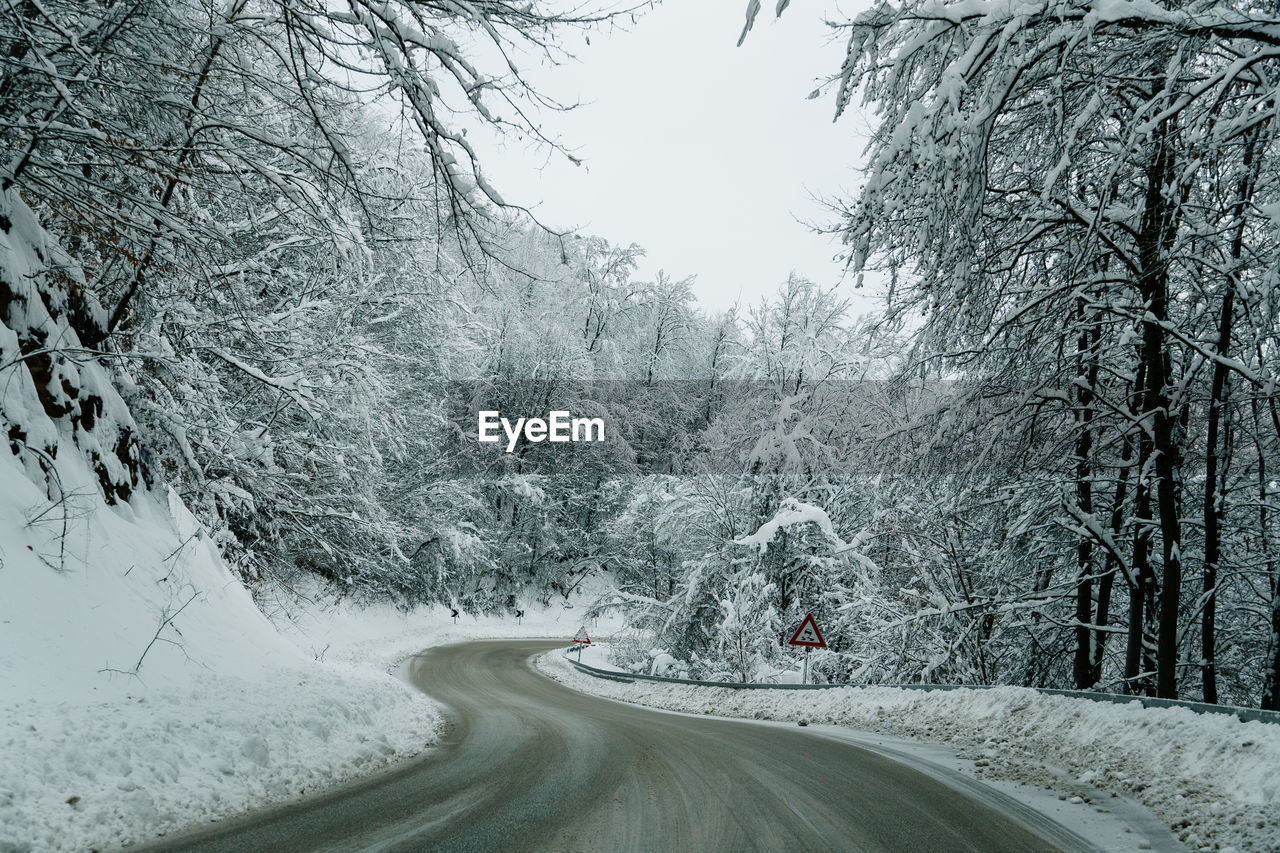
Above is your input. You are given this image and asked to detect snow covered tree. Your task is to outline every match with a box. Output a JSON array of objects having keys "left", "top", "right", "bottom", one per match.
[{"left": 766, "top": 0, "right": 1280, "bottom": 702}]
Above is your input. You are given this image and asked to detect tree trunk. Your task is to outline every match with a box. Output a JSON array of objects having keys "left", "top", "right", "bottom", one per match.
[
  {"left": 1092, "top": 432, "right": 1132, "bottom": 682},
  {"left": 1125, "top": 427, "right": 1157, "bottom": 696},
  {"left": 1073, "top": 303, "right": 1097, "bottom": 689},
  {"left": 1254, "top": 397, "right": 1280, "bottom": 710},
  {"left": 1265, "top": 582, "right": 1280, "bottom": 711},
  {"left": 1135, "top": 113, "right": 1185, "bottom": 700},
  {"left": 1123, "top": 351, "right": 1157, "bottom": 696},
  {"left": 1201, "top": 265, "right": 1236, "bottom": 707}
]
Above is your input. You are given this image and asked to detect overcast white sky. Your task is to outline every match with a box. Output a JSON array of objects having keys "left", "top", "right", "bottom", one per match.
[{"left": 481, "top": 2, "right": 881, "bottom": 315}]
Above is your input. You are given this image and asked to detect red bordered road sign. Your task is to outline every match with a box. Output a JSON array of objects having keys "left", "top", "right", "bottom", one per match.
[
  {"left": 788, "top": 613, "right": 827, "bottom": 648},
  {"left": 572, "top": 626, "right": 591, "bottom": 645}
]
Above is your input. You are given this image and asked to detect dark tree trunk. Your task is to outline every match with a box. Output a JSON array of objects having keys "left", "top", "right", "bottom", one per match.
[
  {"left": 1124, "top": 354, "right": 1156, "bottom": 696},
  {"left": 1265, "top": 583, "right": 1280, "bottom": 711},
  {"left": 1254, "top": 397, "right": 1280, "bottom": 710},
  {"left": 1125, "top": 432, "right": 1156, "bottom": 696},
  {"left": 1092, "top": 432, "right": 1132, "bottom": 682},
  {"left": 1201, "top": 281, "right": 1234, "bottom": 705},
  {"left": 1135, "top": 114, "right": 1185, "bottom": 700},
  {"left": 1201, "top": 268, "right": 1235, "bottom": 707},
  {"left": 1073, "top": 305, "right": 1097, "bottom": 689}
]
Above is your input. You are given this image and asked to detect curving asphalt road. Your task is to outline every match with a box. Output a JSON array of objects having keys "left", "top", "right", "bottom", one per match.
[{"left": 141, "top": 639, "right": 1091, "bottom": 852}]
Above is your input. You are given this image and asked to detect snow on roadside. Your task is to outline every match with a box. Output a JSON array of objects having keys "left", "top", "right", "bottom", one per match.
[
  {"left": 1, "top": 663, "right": 439, "bottom": 853},
  {"left": 0, "top": 592, "right": 608, "bottom": 853},
  {"left": 1, "top": 593, "right": 608, "bottom": 853},
  {"left": 539, "top": 653, "right": 1280, "bottom": 853}
]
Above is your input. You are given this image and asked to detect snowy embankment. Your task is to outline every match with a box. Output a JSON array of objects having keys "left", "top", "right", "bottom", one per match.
[
  {"left": 0, "top": 447, "right": 601, "bottom": 853},
  {"left": 539, "top": 653, "right": 1280, "bottom": 853}
]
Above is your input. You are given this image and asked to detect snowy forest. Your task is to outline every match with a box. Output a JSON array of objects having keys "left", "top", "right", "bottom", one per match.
[{"left": 3, "top": 0, "right": 1280, "bottom": 712}]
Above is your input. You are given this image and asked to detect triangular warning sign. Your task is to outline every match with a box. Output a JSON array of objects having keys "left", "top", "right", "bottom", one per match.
[
  {"left": 788, "top": 613, "right": 827, "bottom": 648},
  {"left": 572, "top": 626, "right": 591, "bottom": 645}
]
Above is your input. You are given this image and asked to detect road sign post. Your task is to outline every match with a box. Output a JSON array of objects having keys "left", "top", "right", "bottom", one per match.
[
  {"left": 572, "top": 626, "right": 591, "bottom": 662},
  {"left": 787, "top": 613, "right": 827, "bottom": 685}
]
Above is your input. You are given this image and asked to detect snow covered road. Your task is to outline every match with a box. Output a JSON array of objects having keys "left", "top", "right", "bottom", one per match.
[{"left": 139, "top": 639, "right": 1090, "bottom": 852}]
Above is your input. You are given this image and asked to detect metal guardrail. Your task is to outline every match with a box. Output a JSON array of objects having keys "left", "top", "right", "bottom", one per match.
[{"left": 564, "top": 655, "right": 1280, "bottom": 726}]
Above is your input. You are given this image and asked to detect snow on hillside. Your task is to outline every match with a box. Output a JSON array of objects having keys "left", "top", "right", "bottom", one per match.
[
  {"left": 540, "top": 653, "right": 1280, "bottom": 853},
  {"left": 0, "top": 440, "right": 605, "bottom": 853}
]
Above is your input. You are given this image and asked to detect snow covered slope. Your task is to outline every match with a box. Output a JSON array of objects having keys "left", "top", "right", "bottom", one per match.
[
  {"left": 0, "top": 444, "right": 432, "bottom": 851},
  {"left": 0, "top": 453, "right": 305, "bottom": 704}
]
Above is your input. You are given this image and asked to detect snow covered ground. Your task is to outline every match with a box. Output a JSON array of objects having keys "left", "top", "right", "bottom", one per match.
[
  {"left": 0, "top": 441, "right": 608, "bottom": 853},
  {"left": 1, "top": 592, "right": 600, "bottom": 853},
  {"left": 539, "top": 651, "right": 1280, "bottom": 853}
]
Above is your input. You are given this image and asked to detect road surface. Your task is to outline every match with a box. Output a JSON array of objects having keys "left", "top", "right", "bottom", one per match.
[{"left": 143, "top": 639, "right": 1091, "bottom": 852}]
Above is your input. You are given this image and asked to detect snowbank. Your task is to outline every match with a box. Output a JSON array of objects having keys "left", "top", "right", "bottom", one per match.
[
  {"left": 0, "top": 447, "right": 413, "bottom": 850},
  {"left": 1, "top": 664, "right": 437, "bottom": 852},
  {"left": 0, "top": 574, "right": 606, "bottom": 853},
  {"left": 540, "top": 654, "right": 1280, "bottom": 853}
]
